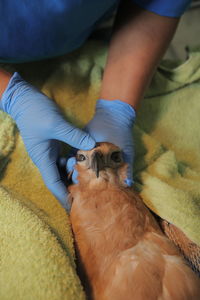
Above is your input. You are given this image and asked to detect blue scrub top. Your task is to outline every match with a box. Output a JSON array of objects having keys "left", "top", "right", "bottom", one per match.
[{"left": 0, "top": 0, "right": 191, "bottom": 63}]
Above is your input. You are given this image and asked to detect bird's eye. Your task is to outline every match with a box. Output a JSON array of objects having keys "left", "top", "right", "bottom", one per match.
[
  {"left": 110, "top": 151, "right": 122, "bottom": 163},
  {"left": 76, "top": 154, "right": 86, "bottom": 162}
]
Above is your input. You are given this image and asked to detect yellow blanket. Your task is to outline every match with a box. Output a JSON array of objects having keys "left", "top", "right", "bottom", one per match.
[{"left": 0, "top": 41, "right": 200, "bottom": 299}]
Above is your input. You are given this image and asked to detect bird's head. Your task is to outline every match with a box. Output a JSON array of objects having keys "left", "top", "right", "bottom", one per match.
[{"left": 74, "top": 142, "right": 128, "bottom": 187}]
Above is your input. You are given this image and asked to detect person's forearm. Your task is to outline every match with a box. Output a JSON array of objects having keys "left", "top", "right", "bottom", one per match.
[
  {"left": 100, "top": 0, "right": 179, "bottom": 110},
  {"left": 0, "top": 69, "right": 12, "bottom": 99}
]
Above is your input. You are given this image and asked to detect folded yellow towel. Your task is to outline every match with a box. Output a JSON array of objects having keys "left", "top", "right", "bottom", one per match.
[{"left": 0, "top": 41, "right": 199, "bottom": 299}]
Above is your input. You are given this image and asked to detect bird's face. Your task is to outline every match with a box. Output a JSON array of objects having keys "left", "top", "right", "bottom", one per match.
[{"left": 75, "top": 142, "right": 125, "bottom": 180}]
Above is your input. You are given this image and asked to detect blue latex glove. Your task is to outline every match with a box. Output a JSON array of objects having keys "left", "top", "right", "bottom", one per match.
[
  {"left": 67, "top": 99, "right": 136, "bottom": 186},
  {"left": 1, "top": 72, "right": 95, "bottom": 210}
]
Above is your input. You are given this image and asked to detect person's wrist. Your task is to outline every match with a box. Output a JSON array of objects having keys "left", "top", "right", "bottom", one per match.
[
  {"left": 96, "top": 99, "right": 136, "bottom": 127},
  {"left": 0, "top": 72, "right": 28, "bottom": 117}
]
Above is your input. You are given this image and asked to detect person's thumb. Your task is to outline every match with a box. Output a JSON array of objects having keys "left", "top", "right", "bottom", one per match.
[{"left": 66, "top": 157, "right": 79, "bottom": 184}]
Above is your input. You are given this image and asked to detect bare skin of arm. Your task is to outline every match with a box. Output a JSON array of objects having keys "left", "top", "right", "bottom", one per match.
[
  {"left": 0, "top": 69, "right": 12, "bottom": 99},
  {"left": 0, "top": 1, "right": 179, "bottom": 107},
  {"left": 100, "top": 0, "right": 179, "bottom": 110}
]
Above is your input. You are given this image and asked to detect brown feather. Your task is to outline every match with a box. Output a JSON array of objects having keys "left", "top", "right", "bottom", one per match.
[{"left": 68, "top": 142, "right": 200, "bottom": 300}]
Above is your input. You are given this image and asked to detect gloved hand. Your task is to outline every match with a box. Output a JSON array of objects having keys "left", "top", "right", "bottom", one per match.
[
  {"left": 1, "top": 72, "right": 95, "bottom": 211},
  {"left": 67, "top": 99, "right": 136, "bottom": 186}
]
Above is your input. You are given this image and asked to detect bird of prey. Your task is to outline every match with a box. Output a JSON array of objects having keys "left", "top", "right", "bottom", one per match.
[{"left": 68, "top": 142, "right": 200, "bottom": 300}]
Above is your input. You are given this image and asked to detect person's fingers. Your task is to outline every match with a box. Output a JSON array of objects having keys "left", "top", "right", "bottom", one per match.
[
  {"left": 51, "top": 120, "right": 96, "bottom": 150},
  {"left": 122, "top": 150, "right": 134, "bottom": 187},
  {"left": 124, "top": 164, "right": 134, "bottom": 187},
  {"left": 66, "top": 157, "right": 79, "bottom": 184}
]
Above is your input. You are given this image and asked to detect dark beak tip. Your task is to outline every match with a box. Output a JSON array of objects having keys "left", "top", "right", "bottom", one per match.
[{"left": 91, "top": 151, "right": 103, "bottom": 178}]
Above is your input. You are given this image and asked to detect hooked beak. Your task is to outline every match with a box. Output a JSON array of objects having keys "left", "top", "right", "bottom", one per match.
[{"left": 91, "top": 151, "right": 104, "bottom": 178}]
